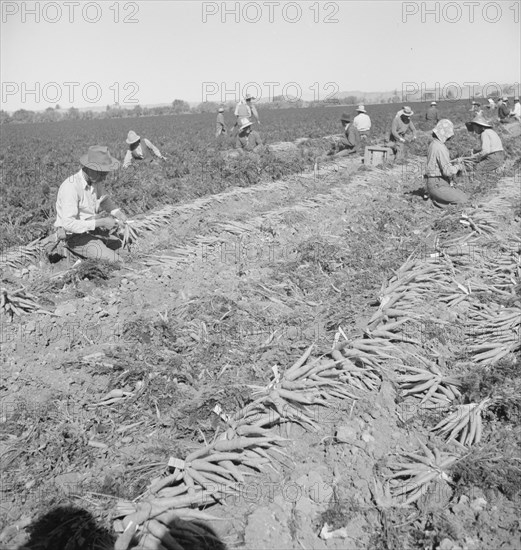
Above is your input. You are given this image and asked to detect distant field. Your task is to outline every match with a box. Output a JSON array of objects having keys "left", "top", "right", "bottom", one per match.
[{"left": 0, "top": 99, "right": 481, "bottom": 248}]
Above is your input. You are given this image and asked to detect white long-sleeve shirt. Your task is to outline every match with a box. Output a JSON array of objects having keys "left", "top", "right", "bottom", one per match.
[
  {"left": 511, "top": 102, "right": 521, "bottom": 119},
  {"left": 352, "top": 113, "right": 371, "bottom": 132},
  {"left": 123, "top": 138, "right": 163, "bottom": 168},
  {"left": 479, "top": 128, "right": 503, "bottom": 156},
  {"left": 54, "top": 170, "right": 119, "bottom": 234}
]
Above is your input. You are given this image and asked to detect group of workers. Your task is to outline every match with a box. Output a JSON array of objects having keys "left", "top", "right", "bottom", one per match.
[
  {"left": 469, "top": 96, "right": 521, "bottom": 123},
  {"left": 52, "top": 94, "right": 518, "bottom": 264}
]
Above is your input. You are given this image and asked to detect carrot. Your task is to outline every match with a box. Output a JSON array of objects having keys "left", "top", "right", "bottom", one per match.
[
  {"left": 156, "top": 508, "right": 225, "bottom": 524},
  {"left": 156, "top": 484, "right": 190, "bottom": 498},
  {"left": 285, "top": 343, "right": 314, "bottom": 376},
  {"left": 143, "top": 519, "right": 179, "bottom": 549},
  {"left": 149, "top": 472, "right": 182, "bottom": 495},
  {"left": 191, "top": 459, "right": 235, "bottom": 480}
]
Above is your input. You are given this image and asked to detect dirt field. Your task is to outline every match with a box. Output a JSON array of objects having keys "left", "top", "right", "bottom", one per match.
[{"left": 1, "top": 128, "right": 520, "bottom": 549}]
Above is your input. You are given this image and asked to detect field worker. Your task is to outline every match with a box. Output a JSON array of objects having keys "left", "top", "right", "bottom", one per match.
[
  {"left": 388, "top": 106, "right": 417, "bottom": 160},
  {"left": 54, "top": 146, "right": 128, "bottom": 262},
  {"left": 423, "top": 119, "right": 468, "bottom": 208},
  {"left": 233, "top": 94, "right": 260, "bottom": 133},
  {"left": 235, "top": 118, "right": 263, "bottom": 152},
  {"left": 511, "top": 97, "right": 521, "bottom": 121},
  {"left": 469, "top": 101, "right": 482, "bottom": 115},
  {"left": 338, "top": 112, "right": 361, "bottom": 154},
  {"left": 487, "top": 97, "right": 496, "bottom": 109},
  {"left": 468, "top": 114, "right": 505, "bottom": 176},
  {"left": 498, "top": 96, "right": 510, "bottom": 122},
  {"left": 352, "top": 105, "right": 371, "bottom": 142},
  {"left": 425, "top": 101, "right": 439, "bottom": 124},
  {"left": 123, "top": 130, "right": 166, "bottom": 168},
  {"left": 216, "top": 106, "right": 227, "bottom": 137}
]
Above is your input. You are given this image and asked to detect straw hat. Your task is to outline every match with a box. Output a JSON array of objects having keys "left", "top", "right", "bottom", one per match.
[
  {"left": 126, "top": 130, "right": 140, "bottom": 145},
  {"left": 80, "top": 146, "right": 120, "bottom": 172},
  {"left": 401, "top": 106, "right": 414, "bottom": 117},
  {"left": 356, "top": 105, "right": 366, "bottom": 113},
  {"left": 470, "top": 114, "right": 492, "bottom": 128},
  {"left": 430, "top": 101, "right": 437, "bottom": 106},
  {"left": 218, "top": 107, "right": 225, "bottom": 113},
  {"left": 245, "top": 94, "right": 255, "bottom": 101},
  {"left": 502, "top": 96, "right": 508, "bottom": 101},
  {"left": 239, "top": 117, "right": 253, "bottom": 130}
]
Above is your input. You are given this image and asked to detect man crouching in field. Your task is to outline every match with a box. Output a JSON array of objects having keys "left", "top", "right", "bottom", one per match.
[
  {"left": 54, "top": 145, "right": 128, "bottom": 263},
  {"left": 235, "top": 118, "right": 263, "bottom": 153}
]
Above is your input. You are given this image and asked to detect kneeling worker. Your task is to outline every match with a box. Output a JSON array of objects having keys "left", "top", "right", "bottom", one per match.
[
  {"left": 55, "top": 146, "right": 129, "bottom": 262},
  {"left": 424, "top": 120, "right": 468, "bottom": 209},
  {"left": 235, "top": 118, "right": 263, "bottom": 152}
]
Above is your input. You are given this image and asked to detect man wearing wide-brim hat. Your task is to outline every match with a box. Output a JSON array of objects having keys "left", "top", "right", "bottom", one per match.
[
  {"left": 425, "top": 101, "right": 439, "bottom": 125},
  {"left": 466, "top": 114, "right": 505, "bottom": 176},
  {"left": 235, "top": 117, "right": 263, "bottom": 153},
  {"left": 352, "top": 105, "right": 371, "bottom": 142},
  {"left": 388, "top": 106, "right": 417, "bottom": 160},
  {"left": 122, "top": 130, "right": 166, "bottom": 169},
  {"left": 54, "top": 146, "right": 129, "bottom": 262}
]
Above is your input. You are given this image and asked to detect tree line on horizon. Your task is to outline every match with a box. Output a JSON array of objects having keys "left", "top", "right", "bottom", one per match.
[{"left": 1, "top": 93, "right": 409, "bottom": 125}]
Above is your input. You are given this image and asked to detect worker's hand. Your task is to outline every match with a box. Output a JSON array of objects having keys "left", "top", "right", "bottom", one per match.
[
  {"left": 400, "top": 138, "right": 405, "bottom": 143},
  {"left": 113, "top": 210, "right": 128, "bottom": 223},
  {"left": 95, "top": 217, "right": 116, "bottom": 230}
]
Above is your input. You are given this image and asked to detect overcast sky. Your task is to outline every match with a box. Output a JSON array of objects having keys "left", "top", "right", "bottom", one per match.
[{"left": 1, "top": 0, "right": 520, "bottom": 111}]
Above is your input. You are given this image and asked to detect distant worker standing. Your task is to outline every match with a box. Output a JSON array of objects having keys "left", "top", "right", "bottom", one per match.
[
  {"left": 425, "top": 101, "right": 439, "bottom": 125},
  {"left": 123, "top": 131, "right": 166, "bottom": 168},
  {"left": 388, "top": 106, "right": 417, "bottom": 160},
  {"left": 352, "top": 105, "right": 371, "bottom": 142},
  {"left": 423, "top": 119, "right": 467, "bottom": 208},
  {"left": 216, "top": 106, "right": 227, "bottom": 137},
  {"left": 467, "top": 114, "right": 505, "bottom": 176}
]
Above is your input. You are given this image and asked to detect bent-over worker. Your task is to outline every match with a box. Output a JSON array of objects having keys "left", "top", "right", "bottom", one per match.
[
  {"left": 388, "top": 106, "right": 417, "bottom": 160},
  {"left": 123, "top": 131, "right": 166, "bottom": 168}
]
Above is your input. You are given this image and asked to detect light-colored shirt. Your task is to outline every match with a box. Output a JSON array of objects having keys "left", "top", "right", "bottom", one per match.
[
  {"left": 425, "top": 139, "right": 458, "bottom": 179},
  {"left": 479, "top": 128, "right": 503, "bottom": 156},
  {"left": 352, "top": 113, "right": 371, "bottom": 132},
  {"left": 234, "top": 102, "right": 259, "bottom": 122},
  {"left": 122, "top": 138, "right": 162, "bottom": 168},
  {"left": 55, "top": 170, "right": 118, "bottom": 234},
  {"left": 390, "top": 116, "right": 416, "bottom": 142},
  {"left": 511, "top": 102, "right": 520, "bottom": 118}
]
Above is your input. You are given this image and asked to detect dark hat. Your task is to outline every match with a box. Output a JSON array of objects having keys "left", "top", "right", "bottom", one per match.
[
  {"left": 80, "top": 146, "right": 120, "bottom": 171},
  {"left": 340, "top": 112, "right": 351, "bottom": 122}
]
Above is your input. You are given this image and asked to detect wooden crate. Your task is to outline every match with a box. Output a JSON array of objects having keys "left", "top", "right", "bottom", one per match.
[{"left": 364, "top": 146, "right": 393, "bottom": 166}]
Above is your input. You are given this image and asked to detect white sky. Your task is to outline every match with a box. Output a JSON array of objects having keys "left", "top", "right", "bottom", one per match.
[{"left": 1, "top": 0, "right": 520, "bottom": 111}]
